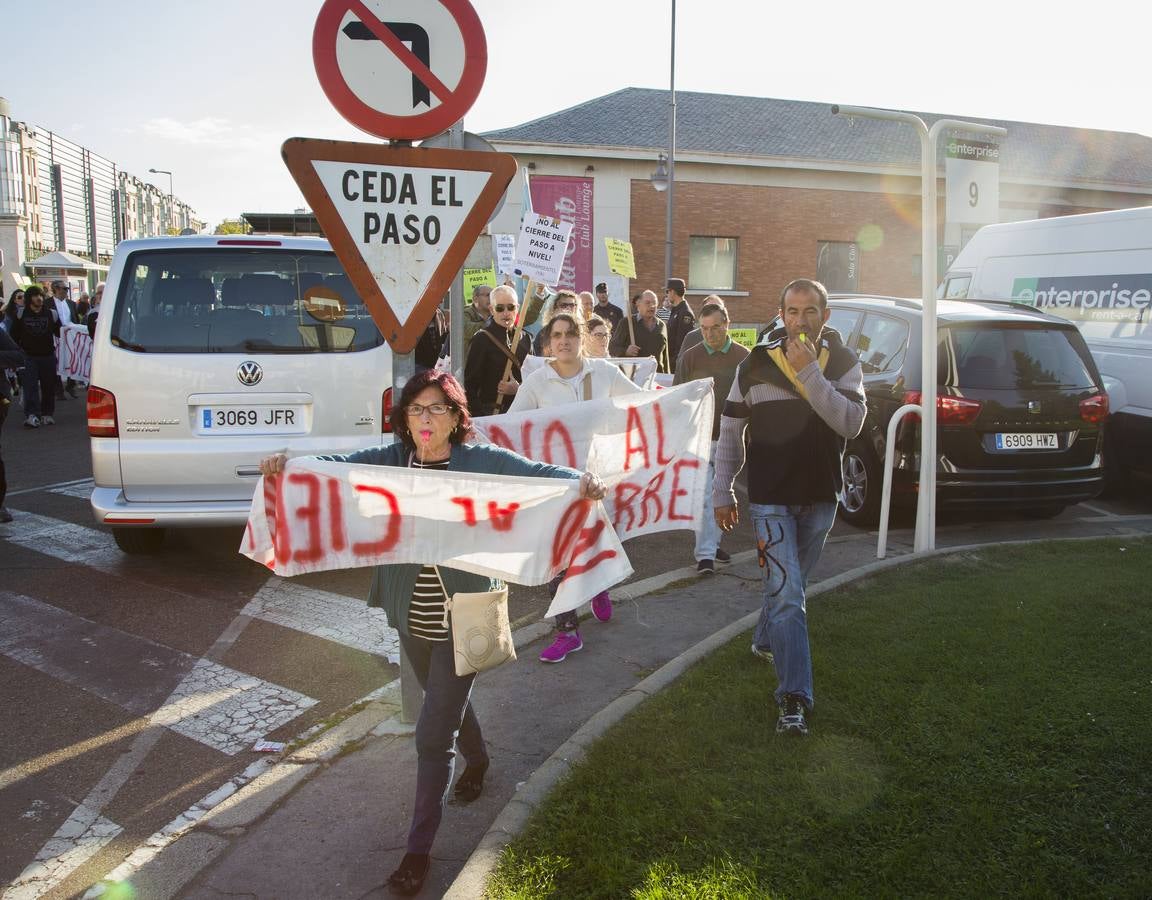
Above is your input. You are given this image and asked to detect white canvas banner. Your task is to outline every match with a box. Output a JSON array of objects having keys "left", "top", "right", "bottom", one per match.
[
  {"left": 520, "top": 354, "right": 658, "bottom": 390},
  {"left": 57, "top": 324, "right": 92, "bottom": 383},
  {"left": 471, "top": 380, "right": 714, "bottom": 542},
  {"left": 242, "top": 460, "right": 633, "bottom": 618}
]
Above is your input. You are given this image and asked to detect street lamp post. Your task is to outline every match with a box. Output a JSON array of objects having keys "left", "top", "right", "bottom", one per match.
[
  {"left": 149, "top": 167, "right": 174, "bottom": 232},
  {"left": 649, "top": 0, "right": 676, "bottom": 287},
  {"left": 831, "top": 105, "right": 1006, "bottom": 553}
]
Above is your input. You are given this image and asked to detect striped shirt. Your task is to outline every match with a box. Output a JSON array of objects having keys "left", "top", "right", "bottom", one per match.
[{"left": 408, "top": 458, "right": 451, "bottom": 641}]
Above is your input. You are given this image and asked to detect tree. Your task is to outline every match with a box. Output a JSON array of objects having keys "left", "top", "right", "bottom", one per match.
[{"left": 214, "top": 218, "right": 252, "bottom": 235}]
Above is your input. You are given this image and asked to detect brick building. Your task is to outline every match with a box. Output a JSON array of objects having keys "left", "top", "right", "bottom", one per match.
[{"left": 483, "top": 88, "right": 1152, "bottom": 327}]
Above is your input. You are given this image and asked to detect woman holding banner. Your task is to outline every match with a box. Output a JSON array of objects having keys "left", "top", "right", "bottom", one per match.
[
  {"left": 509, "top": 312, "right": 641, "bottom": 663},
  {"left": 260, "top": 370, "right": 606, "bottom": 897}
]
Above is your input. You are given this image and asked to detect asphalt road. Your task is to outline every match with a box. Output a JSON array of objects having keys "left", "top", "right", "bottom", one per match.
[{"left": 2, "top": 389, "right": 1149, "bottom": 898}]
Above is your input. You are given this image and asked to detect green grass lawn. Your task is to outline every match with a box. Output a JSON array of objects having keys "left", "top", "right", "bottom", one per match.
[{"left": 488, "top": 539, "right": 1152, "bottom": 899}]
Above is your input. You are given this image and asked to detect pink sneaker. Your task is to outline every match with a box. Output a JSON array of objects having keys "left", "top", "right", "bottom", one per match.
[
  {"left": 590, "top": 591, "right": 612, "bottom": 622},
  {"left": 539, "top": 631, "right": 583, "bottom": 663}
]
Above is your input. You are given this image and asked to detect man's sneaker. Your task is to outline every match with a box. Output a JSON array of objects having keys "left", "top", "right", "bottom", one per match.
[
  {"left": 24, "top": 415, "right": 40, "bottom": 428},
  {"left": 775, "top": 694, "right": 809, "bottom": 736},
  {"left": 715, "top": 548, "right": 732, "bottom": 565},
  {"left": 41, "top": 415, "right": 55, "bottom": 425},
  {"left": 590, "top": 591, "right": 612, "bottom": 622},
  {"left": 751, "top": 643, "right": 774, "bottom": 664},
  {"left": 0, "top": 508, "right": 13, "bottom": 524},
  {"left": 539, "top": 631, "right": 583, "bottom": 663},
  {"left": 65, "top": 383, "right": 79, "bottom": 399},
  {"left": 697, "top": 559, "right": 715, "bottom": 575}
]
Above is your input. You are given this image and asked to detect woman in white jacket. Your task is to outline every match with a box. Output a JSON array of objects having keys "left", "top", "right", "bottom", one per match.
[{"left": 509, "top": 312, "right": 640, "bottom": 663}]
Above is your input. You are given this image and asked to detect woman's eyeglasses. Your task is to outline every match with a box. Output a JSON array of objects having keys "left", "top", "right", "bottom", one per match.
[
  {"left": 404, "top": 403, "right": 452, "bottom": 416},
  {"left": 590, "top": 331, "right": 609, "bottom": 339},
  {"left": 492, "top": 304, "right": 517, "bottom": 313},
  {"left": 556, "top": 302, "right": 577, "bottom": 310}
]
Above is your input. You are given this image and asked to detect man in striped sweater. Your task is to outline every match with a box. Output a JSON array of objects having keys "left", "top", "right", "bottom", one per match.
[{"left": 713, "top": 279, "right": 865, "bottom": 736}]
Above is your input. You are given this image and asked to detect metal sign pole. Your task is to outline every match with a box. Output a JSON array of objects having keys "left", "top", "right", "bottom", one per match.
[
  {"left": 448, "top": 121, "right": 465, "bottom": 381},
  {"left": 831, "top": 105, "right": 1005, "bottom": 554},
  {"left": 391, "top": 350, "right": 423, "bottom": 724}
]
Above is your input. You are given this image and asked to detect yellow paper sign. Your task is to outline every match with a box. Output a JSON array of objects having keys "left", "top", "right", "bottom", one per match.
[
  {"left": 604, "top": 238, "right": 637, "bottom": 279},
  {"left": 729, "top": 328, "right": 759, "bottom": 349},
  {"left": 462, "top": 266, "right": 497, "bottom": 303}
]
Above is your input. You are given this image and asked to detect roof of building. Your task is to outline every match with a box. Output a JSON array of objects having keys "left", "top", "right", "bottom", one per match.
[{"left": 482, "top": 88, "right": 1152, "bottom": 187}]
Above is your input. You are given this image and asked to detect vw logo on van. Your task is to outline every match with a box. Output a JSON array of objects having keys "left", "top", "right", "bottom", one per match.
[{"left": 237, "top": 361, "right": 263, "bottom": 386}]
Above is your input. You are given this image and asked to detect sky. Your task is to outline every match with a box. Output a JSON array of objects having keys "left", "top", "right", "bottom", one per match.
[{"left": 3, "top": 0, "right": 1149, "bottom": 230}]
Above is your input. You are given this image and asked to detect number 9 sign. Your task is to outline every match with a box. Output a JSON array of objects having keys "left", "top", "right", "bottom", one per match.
[{"left": 945, "top": 139, "right": 1000, "bottom": 225}]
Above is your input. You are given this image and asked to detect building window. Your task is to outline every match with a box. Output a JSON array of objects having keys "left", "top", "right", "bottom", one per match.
[
  {"left": 816, "top": 240, "right": 859, "bottom": 292},
  {"left": 688, "top": 236, "right": 738, "bottom": 291}
]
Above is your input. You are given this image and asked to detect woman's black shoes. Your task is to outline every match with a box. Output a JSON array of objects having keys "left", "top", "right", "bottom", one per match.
[
  {"left": 452, "top": 762, "right": 489, "bottom": 803},
  {"left": 387, "top": 852, "right": 430, "bottom": 896}
]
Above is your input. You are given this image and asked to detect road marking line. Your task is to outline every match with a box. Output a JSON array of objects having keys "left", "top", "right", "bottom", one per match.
[
  {"left": 3, "top": 808, "right": 123, "bottom": 900},
  {"left": 5, "top": 477, "right": 93, "bottom": 499},
  {"left": 1079, "top": 503, "right": 1118, "bottom": 518},
  {"left": 150, "top": 658, "right": 317, "bottom": 756},
  {"left": 47, "top": 478, "right": 96, "bottom": 499},
  {"left": 2, "top": 510, "right": 124, "bottom": 570},
  {"left": 242, "top": 577, "right": 400, "bottom": 661}
]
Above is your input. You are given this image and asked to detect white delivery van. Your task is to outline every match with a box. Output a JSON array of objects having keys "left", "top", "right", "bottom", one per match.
[
  {"left": 88, "top": 235, "right": 393, "bottom": 553},
  {"left": 942, "top": 207, "right": 1152, "bottom": 484}
]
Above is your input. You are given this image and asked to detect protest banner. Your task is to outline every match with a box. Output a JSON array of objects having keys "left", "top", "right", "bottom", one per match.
[
  {"left": 242, "top": 461, "right": 633, "bottom": 618},
  {"left": 493, "top": 233, "right": 516, "bottom": 275},
  {"left": 513, "top": 213, "right": 573, "bottom": 286},
  {"left": 471, "top": 380, "right": 714, "bottom": 542},
  {"left": 463, "top": 265, "right": 497, "bottom": 300},
  {"left": 604, "top": 238, "right": 637, "bottom": 279},
  {"left": 57, "top": 324, "right": 92, "bottom": 383}
]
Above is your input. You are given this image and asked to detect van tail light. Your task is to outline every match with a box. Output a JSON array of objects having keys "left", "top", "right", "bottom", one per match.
[
  {"left": 901, "top": 390, "right": 982, "bottom": 426},
  {"left": 381, "top": 387, "right": 393, "bottom": 433},
  {"left": 1079, "top": 393, "right": 1109, "bottom": 423},
  {"left": 87, "top": 386, "right": 119, "bottom": 437}
]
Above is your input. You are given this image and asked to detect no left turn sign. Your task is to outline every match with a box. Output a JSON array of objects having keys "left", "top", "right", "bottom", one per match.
[{"left": 313, "top": 0, "right": 488, "bottom": 141}]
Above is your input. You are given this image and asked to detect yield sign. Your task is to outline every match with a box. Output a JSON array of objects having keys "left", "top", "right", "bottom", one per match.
[
  {"left": 313, "top": 0, "right": 487, "bottom": 141},
  {"left": 282, "top": 138, "right": 516, "bottom": 354}
]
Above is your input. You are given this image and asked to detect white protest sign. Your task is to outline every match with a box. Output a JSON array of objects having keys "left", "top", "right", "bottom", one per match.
[
  {"left": 513, "top": 212, "right": 573, "bottom": 286},
  {"left": 493, "top": 233, "right": 517, "bottom": 275},
  {"left": 57, "top": 324, "right": 92, "bottom": 383},
  {"left": 471, "top": 380, "right": 714, "bottom": 542},
  {"left": 242, "top": 461, "right": 633, "bottom": 618}
]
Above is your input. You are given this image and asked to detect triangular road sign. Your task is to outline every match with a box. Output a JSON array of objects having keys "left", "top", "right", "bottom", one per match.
[{"left": 282, "top": 138, "right": 516, "bottom": 353}]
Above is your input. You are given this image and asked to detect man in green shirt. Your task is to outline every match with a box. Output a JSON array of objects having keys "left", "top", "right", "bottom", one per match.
[
  {"left": 674, "top": 301, "right": 749, "bottom": 574},
  {"left": 461, "top": 283, "right": 493, "bottom": 362}
]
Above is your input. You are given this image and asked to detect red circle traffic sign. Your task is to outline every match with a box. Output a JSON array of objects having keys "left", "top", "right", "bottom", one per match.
[{"left": 313, "top": 0, "right": 487, "bottom": 141}]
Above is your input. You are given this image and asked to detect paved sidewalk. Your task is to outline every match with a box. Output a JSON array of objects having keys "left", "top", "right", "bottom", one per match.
[{"left": 92, "top": 514, "right": 1152, "bottom": 899}]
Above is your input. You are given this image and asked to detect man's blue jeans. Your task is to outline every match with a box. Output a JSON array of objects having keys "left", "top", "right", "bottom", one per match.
[
  {"left": 399, "top": 633, "right": 489, "bottom": 854},
  {"left": 749, "top": 502, "right": 837, "bottom": 708},
  {"left": 695, "top": 441, "right": 722, "bottom": 561}
]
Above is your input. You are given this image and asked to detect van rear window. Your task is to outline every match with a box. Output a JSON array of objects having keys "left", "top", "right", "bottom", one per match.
[
  {"left": 108, "top": 249, "right": 385, "bottom": 353},
  {"left": 941, "top": 324, "right": 1097, "bottom": 390}
]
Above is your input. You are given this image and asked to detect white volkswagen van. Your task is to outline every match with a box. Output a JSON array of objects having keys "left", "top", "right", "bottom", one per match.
[
  {"left": 88, "top": 235, "right": 393, "bottom": 553},
  {"left": 942, "top": 207, "right": 1152, "bottom": 485}
]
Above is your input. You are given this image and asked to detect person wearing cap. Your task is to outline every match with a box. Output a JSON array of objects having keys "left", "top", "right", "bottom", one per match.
[
  {"left": 609, "top": 289, "right": 669, "bottom": 373},
  {"left": 664, "top": 277, "right": 696, "bottom": 363},
  {"left": 461, "top": 283, "right": 493, "bottom": 362},
  {"left": 592, "top": 282, "right": 624, "bottom": 332}
]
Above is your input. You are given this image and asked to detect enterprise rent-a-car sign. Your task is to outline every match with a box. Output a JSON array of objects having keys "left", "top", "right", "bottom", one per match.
[{"left": 1012, "top": 275, "right": 1152, "bottom": 322}]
